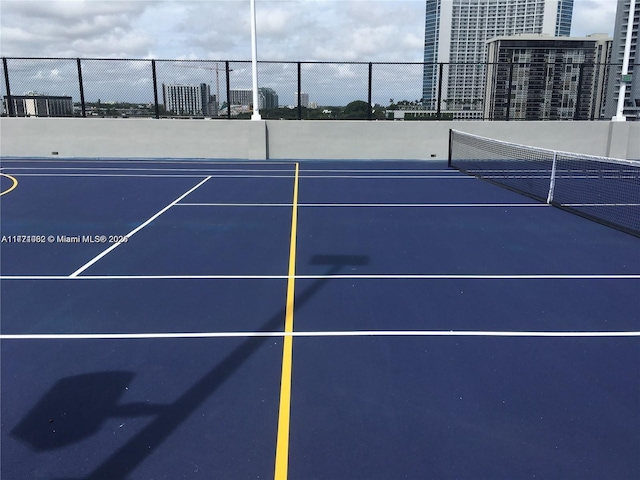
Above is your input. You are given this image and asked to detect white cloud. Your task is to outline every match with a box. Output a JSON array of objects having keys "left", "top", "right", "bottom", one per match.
[
  {"left": 402, "top": 32, "right": 424, "bottom": 51},
  {"left": 70, "top": 30, "right": 155, "bottom": 58},
  {"left": 0, "top": 0, "right": 622, "bottom": 105},
  {"left": 257, "top": 7, "right": 292, "bottom": 36},
  {"left": 0, "top": 0, "right": 621, "bottom": 60},
  {"left": 0, "top": 0, "right": 154, "bottom": 57},
  {"left": 571, "top": 0, "right": 618, "bottom": 37}
]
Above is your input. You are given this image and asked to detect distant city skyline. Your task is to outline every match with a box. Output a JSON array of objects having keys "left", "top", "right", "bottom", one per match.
[
  {"left": 0, "top": 1, "right": 632, "bottom": 114},
  {"left": 422, "top": 0, "right": 576, "bottom": 118},
  {"left": 484, "top": 34, "right": 613, "bottom": 120}
]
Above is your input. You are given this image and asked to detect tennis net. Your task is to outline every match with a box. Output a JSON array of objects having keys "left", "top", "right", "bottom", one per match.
[{"left": 448, "top": 129, "right": 640, "bottom": 237}]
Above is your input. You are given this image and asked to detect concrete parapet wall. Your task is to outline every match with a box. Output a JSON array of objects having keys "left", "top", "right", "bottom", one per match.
[
  {"left": 1, "top": 117, "right": 638, "bottom": 160},
  {"left": 0, "top": 118, "right": 267, "bottom": 161}
]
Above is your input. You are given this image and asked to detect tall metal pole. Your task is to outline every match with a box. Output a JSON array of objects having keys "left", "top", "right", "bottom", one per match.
[
  {"left": 76, "top": 58, "right": 86, "bottom": 117},
  {"left": 250, "top": 0, "right": 261, "bottom": 120},
  {"left": 367, "top": 62, "right": 373, "bottom": 120},
  {"left": 3, "top": 57, "right": 14, "bottom": 117},
  {"left": 436, "top": 63, "right": 443, "bottom": 119},
  {"left": 152, "top": 60, "right": 160, "bottom": 119},
  {"left": 613, "top": 0, "right": 636, "bottom": 121},
  {"left": 226, "top": 61, "right": 232, "bottom": 119},
  {"left": 574, "top": 63, "right": 584, "bottom": 120},
  {"left": 216, "top": 64, "right": 220, "bottom": 115},
  {"left": 506, "top": 60, "right": 514, "bottom": 121},
  {"left": 297, "top": 62, "right": 302, "bottom": 120}
]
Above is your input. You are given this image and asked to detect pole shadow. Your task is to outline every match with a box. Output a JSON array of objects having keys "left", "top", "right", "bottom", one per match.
[
  {"left": 12, "top": 254, "right": 369, "bottom": 480},
  {"left": 11, "top": 372, "right": 165, "bottom": 451}
]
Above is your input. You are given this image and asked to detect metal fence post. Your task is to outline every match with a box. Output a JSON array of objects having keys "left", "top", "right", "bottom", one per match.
[
  {"left": 482, "top": 62, "right": 489, "bottom": 120},
  {"left": 506, "top": 60, "right": 514, "bottom": 121},
  {"left": 595, "top": 62, "right": 608, "bottom": 120},
  {"left": 447, "top": 128, "right": 453, "bottom": 168},
  {"left": 225, "top": 61, "right": 231, "bottom": 119},
  {"left": 367, "top": 62, "right": 373, "bottom": 120},
  {"left": 574, "top": 63, "right": 584, "bottom": 121},
  {"left": 2, "top": 57, "right": 14, "bottom": 117},
  {"left": 76, "top": 58, "right": 86, "bottom": 117},
  {"left": 152, "top": 60, "right": 160, "bottom": 119},
  {"left": 436, "top": 63, "right": 443, "bottom": 119},
  {"left": 297, "top": 62, "right": 302, "bottom": 120}
]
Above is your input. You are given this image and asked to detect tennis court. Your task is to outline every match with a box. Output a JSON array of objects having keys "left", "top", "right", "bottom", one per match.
[{"left": 1, "top": 138, "right": 639, "bottom": 479}]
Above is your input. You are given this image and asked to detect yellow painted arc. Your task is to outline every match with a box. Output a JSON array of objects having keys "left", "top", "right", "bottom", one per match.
[{"left": 0, "top": 174, "right": 18, "bottom": 196}]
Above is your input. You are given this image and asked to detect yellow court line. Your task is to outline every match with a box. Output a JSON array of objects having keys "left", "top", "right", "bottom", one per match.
[
  {"left": 274, "top": 163, "right": 299, "bottom": 480},
  {"left": 0, "top": 174, "right": 18, "bottom": 196}
]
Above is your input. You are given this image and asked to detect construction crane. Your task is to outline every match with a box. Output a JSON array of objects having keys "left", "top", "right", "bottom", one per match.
[{"left": 171, "top": 62, "right": 231, "bottom": 115}]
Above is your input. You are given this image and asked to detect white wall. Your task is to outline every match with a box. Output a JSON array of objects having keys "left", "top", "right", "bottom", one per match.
[
  {"left": 1, "top": 117, "right": 638, "bottom": 161},
  {"left": 0, "top": 118, "right": 266, "bottom": 160}
]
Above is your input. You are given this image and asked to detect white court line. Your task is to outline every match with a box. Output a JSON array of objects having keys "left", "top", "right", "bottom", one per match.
[
  {"left": 1, "top": 330, "right": 638, "bottom": 340},
  {"left": 11, "top": 173, "right": 469, "bottom": 179},
  {"left": 300, "top": 169, "right": 455, "bottom": 173},
  {"left": 1, "top": 159, "right": 441, "bottom": 168},
  {"left": 11, "top": 173, "right": 225, "bottom": 178},
  {"left": 299, "top": 175, "right": 467, "bottom": 179},
  {"left": 563, "top": 203, "right": 640, "bottom": 207},
  {"left": 5, "top": 167, "right": 296, "bottom": 173},
  {"left": 2, "top": 274, "right": 639, "bottom": 280},
  {"left": 12, "top": 173, "right": 296, "bottom": 178},
  {"left": 0, "top": 159, "right": 294, "bottom": 164},
  {"left": 462, "top": 169, "right": 637, "bottom": 173},
  {"left": 483, "top": 175, "right": 639, "bottom": 180},
  {"left": 176, "top": 203, "right": 547, "bottom": 208},
  {"left": 68, "top": 176, "right": 211, "bottom": 277},
  {"left": 5, "top": 167, "right": 452, "bottom": 174}
]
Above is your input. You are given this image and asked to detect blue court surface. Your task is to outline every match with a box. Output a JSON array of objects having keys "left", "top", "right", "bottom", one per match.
[{"left": 1, "top": 158, "right": 638, "bottom": 479}]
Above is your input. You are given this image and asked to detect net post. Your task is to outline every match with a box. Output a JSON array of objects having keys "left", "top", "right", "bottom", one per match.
[
  {"left": 447, "top": 129, "right": 453, "bottom": 168},
  {"left": 546, "top": 151, "right": 558, "bottom": 204}
]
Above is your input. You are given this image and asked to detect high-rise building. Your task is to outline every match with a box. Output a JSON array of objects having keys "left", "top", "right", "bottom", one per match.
[
  {"left": 484, "top": 34, "right": 612, "bottom": 120},
  {"left": 604, "top": 0, "right": 639, "bottom": 120},
  {"left": 162, "top": 83, "right": 214, "bottom": 116},
  {"left": 3, "top": 93, "right": 73, "bottom": 117},
  {"left": 422, "top": 0, "right": 574, "bottom": 118},
  {"left": 229, "top": 89, "right": 253, "bottom": 106},
  {"left": 258, "top": 87, "right": 279, "bottom": 109},
  {"left": 296, "top": 92, "right": 310, "bottom": 108}
]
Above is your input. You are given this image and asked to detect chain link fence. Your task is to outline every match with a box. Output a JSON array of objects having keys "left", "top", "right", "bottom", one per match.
[{"left": 2, "top": 57, "right": 637, "bottom": 120}]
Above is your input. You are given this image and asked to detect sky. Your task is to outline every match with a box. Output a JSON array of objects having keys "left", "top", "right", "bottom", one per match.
[
  {"left": 0, "top": 0, "right": 622, "bottom": 107},
  {"left": 0, "top": 0, "right": 621, "bottom": 61}
]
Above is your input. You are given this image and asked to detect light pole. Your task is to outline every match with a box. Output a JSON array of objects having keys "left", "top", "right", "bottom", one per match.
[
  {"left": 250, "top": 0, "right": 261, "bottom": 120},
  {"left": 613, "top": 0, "right": 636, "bottom": 121}
]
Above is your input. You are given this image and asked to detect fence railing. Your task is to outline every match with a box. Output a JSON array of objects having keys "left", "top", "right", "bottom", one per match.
[{"left": 2, "top": 57, "right": 637, "bottom": 121}]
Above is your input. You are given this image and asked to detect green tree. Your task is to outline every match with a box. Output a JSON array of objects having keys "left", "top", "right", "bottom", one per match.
[{"left": 341, "top": 100, "right": 370, "bottom": 119}]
